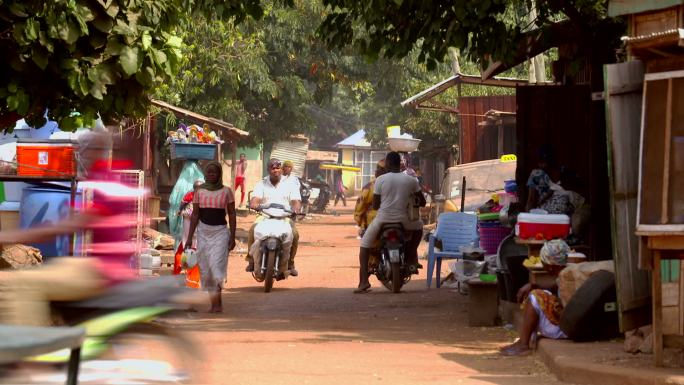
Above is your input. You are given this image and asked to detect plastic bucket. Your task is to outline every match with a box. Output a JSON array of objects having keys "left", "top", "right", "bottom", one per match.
[{"left": 20, "top": 187, "right": 81, "bottom": 258}]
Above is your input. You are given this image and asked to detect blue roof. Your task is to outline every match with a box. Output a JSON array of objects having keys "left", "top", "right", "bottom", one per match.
[{"left": 336, "top": 129, "right": 371, "bottom": 148}]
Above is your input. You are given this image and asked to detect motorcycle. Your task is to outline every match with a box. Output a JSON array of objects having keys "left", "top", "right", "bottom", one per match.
[
  {"left": 299, "top": 177, "right": 312, "bottom": 214},
  {"left": 251, "top": 203, "right": 304, "bottom": 292},
  {"left": 27, "top": 276, "right": 201, "bottom": 381},
  {"left": 370, "top": 223, "right": 414, "bottom": 293},
  {"left": 308, "top": 180, "right": 331, "bottom": 213}
]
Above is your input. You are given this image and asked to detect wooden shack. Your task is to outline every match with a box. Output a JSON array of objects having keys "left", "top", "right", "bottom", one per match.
[{"left": 609, "top": 0, "right": 684, "bottom": 366}]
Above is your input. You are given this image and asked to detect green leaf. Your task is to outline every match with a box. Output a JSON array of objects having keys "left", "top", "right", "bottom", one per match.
[
  {"left": 142, "top": 32, "right": 152, "bottom": 51},
  {"left": 58, "top": 21, "right": 81, "bottom": 45},
  {"left": 12, "top": 23, "right": 28, "bottom": 46},
  {"left": 61, "top": 59, "right": 79, "bottom": 71},
  {"left": 104, "top": 39, "right": 124, "bottom": 56},
  {"left": 7, "top": 95, "right": 18, "bottom": 111},
  {"left": 38, "top": 30, "right": 54, "bottom": 53},
  {"left": 92, "top": 16, "right": 114, "bottom": 33},
  {"left": 8, "top": 83, "right": 17, "bottom": 93},
  {"left": 79, "top": 73, "right": 89, "bottom": 96},
  {"left": 150, "top": 49, "right": 167, "bottom": 66},
  {"left": 135, "top": 66, "right": 155, "bottom": 86},
  {"left": 31, "top": 47, "right": 49, "bottom": 70},
  {"left": 119, "top": 46, "right": 141, "bottom": 76},
  {"left": 9, "top": 3, "right": 28, "bottom": 17},
  {"left": 25, "top": 19, "right": 40, "bottom": 41},
  {"left": 165, "top": 35, "right": 182, "bottom": 49}
]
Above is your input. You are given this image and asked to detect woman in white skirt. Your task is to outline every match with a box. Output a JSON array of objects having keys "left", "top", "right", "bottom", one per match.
[{"left": 187, "top": 161, "right": 237, "bottom": 313}]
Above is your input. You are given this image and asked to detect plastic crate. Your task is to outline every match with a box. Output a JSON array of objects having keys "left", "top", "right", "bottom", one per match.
[
  {"left": 478, "top": 221, "right": 511, "bottom": 254},
  {"left": 16, "top": 139, "right": 76, "bottom": 177},
  {"left": 171, "top": 142, "right": 217, "bottom": 160}
]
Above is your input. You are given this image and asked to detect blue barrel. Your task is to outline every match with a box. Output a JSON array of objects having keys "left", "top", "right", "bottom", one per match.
[{"left": 20, "top": 187, "right": 81, "bottom": 258}]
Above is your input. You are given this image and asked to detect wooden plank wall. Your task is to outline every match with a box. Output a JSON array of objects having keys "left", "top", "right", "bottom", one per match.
[
  {"left": 516, "top": 85, "right": 613, "bottom": 261},
  {"left": 459, "top": 95, "right": 516, "bottom": 164},
  {"left": 605, "top": 61, "right": 652, "bottom": 332}
]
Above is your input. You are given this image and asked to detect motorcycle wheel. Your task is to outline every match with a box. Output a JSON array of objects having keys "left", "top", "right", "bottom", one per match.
[
  {"left": 264, "top": 250, "right": 276, "bottom": 293},
  {"left": 391, "top": 262, "right": 403, "bottom": 293}
]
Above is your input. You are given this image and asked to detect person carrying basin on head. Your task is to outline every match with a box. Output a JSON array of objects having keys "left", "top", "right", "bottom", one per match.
[{"left": 355, "top": 152, "right": 426, "bottom": 293}]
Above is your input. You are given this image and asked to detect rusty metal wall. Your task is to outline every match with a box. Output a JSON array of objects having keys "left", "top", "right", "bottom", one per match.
[{"left": 459, "top": 95, "right": 517, "bottom": 163}]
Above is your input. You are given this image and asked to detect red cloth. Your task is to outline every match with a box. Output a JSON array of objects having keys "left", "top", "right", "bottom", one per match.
[
  {"left": 173, "top": 242, "right": 184, "bottom": 275},
  {"left": 182, "top": 191, "right": 194, "bottom": 204}
]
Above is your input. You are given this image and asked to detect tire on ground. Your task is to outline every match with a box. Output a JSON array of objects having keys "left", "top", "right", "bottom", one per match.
[{"left": 559, "top": 269, "right": 619, "bottom": 342}]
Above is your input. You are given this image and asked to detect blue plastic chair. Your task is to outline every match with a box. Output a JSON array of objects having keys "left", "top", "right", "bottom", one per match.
[{"left": 426, "top": 212, "right": 478, "bottom": 288}]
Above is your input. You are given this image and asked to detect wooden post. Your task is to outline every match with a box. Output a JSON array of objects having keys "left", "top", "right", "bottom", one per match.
[
  {"left": 69, "top": 177, "right": 77, "bottom": 256},
  {"left": 662, "top": 79, "right": 673, "bottom": 224},
  {"left": 652, "top": 249, "right": 663, "bottom": 366},
  {"left": 457, "top": 82, "right": 463, "bottom": 165},
  {"left": 460, "top": 176, "right": 466, "bottom": 212}
]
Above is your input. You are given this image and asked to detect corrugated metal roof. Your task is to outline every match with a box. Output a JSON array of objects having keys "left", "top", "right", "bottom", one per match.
[
  {"left": 609, "top": 0, "right": 683, "bottom": 17},
  {"left": 401, "top": 73, "right": 528, "bottom": 111},
  {"left": 622, "top": 28, "right": 684, "bottom": 43},
  {"left": 150, "top": 99, "right": 248, "bottom": 139},
  {"left": 336, "top": 129, "right": 372, "bottom": 148}
]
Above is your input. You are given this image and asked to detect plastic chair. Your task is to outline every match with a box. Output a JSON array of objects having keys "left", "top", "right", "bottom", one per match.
[{"left": 426, "top": 212, "right": 478, "bottom": 288}]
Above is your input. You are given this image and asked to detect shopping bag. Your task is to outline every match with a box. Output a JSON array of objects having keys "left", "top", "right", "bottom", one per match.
[
  {"left": 185, "top": 264, "right": 201, "bottom": 289},
  {"left": 173, "top": 242, "right": 184, "bottom": 275}
]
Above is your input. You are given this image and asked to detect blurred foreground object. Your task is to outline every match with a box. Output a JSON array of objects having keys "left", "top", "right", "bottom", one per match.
[{"left": 0, "top": 244, "right": 42, "bottom": 269}]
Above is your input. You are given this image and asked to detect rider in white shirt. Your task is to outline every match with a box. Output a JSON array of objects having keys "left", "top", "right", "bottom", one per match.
[
  {"left": 247, "top": 158, "right": 302, "bottom": 276},
  {"left": 282, "top": 160, "right": 301, "bottom": 190},
  {"left": 355, "top": 152, "right": 426, "bottom": 293}
]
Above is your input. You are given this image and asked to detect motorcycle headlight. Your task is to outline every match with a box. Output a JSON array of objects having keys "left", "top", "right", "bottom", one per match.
[{"left": 265, "top": 238, "right": 279, "bottom": 251}]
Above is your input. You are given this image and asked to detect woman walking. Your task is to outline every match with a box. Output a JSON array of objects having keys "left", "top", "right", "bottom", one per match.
[
  {"left": 187, "top": 161, "right": 237, "bottom": 313},
  {"left": 334, "top": 170, "right": 348, "bottom": 207}
]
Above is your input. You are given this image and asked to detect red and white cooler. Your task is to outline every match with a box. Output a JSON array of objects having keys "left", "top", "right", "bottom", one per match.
[{"left": 515, "top": 213, "right": 570, "bottom": 240}]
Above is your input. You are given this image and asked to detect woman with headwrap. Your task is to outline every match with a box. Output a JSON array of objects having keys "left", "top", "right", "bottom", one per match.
[
  {"left": 186, "top": 161, "right": 237, "bottom": 313},
  {"left": 500, "top": 240, "right": 569, "bottom": 356}
]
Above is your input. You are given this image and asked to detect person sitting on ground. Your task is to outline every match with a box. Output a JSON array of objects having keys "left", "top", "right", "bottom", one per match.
[
  {"left": 355, "top": 152, "right": 426, "bottom": 293},
  {"left": 500, "top": 240, "right": 569, "bottom": 356},
  {"left": 246, "top": 158, "right": 302, "bottom": 276}
]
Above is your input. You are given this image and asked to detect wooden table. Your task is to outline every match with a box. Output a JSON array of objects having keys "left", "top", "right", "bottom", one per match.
[
  {"left": 0, "top": 325, "right": 85, "bottom": 385},
  {"left": 635, "top": 232, "right": 684, "bottom": 366}
]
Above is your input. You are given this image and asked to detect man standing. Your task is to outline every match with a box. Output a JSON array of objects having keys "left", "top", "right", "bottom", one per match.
[
  {"left": 355, "top": 152, "right": 426, "bottom": 293},
  {"left": 235, "top": 153, "right": 247, "bottom": 207},
  {"left": 247, "top": 159, "right": 302, "bottom": 276}
]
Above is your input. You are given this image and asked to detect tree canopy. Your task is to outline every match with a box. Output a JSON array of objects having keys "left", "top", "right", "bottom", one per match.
[
  {"left": 0, "top": 0, "right": 283, "bottom": 130},
  {"left": 317, "top": 0, "right": 623, "bottom": 70}
]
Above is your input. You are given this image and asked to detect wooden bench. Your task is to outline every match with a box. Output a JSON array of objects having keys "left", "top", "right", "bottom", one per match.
[{"left": 0, "top": 325, "right": 85, "bottom": 385}]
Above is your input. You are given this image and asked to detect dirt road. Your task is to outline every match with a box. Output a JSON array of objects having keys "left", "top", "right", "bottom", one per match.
[{"left": 162, "top": 210, "right": 567, "bottom": 385}]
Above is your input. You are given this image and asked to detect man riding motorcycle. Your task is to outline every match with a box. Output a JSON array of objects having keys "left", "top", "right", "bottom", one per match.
[
  {"left": 246, "top": 158, "right": 302, "bottom": 276},
  {"left": 355, "top": 152, "right": 426, "bottom": 293},
  {"left": 280, "top": 160, "right": 302, "bottom": 271}
]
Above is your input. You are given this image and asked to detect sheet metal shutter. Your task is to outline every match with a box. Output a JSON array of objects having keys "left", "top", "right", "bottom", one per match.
[{"left": 271, "top": 139, "right": 309, "bottom": 177}]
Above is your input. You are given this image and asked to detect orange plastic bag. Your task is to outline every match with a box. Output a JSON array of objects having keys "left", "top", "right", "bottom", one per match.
[
  {"left": 173, "top": 242, "right": 184, "bottom": 275},
  {"left": 185, "top": 264, "right": 201, "bottom": 289}
]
